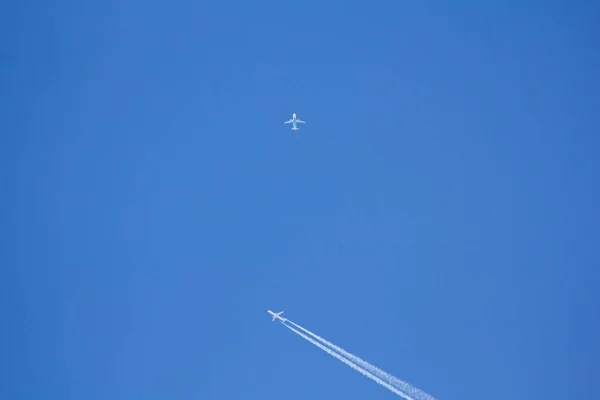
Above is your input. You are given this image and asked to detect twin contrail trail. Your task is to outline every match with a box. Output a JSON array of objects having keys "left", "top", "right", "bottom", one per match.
[
  {"left": 285, "top": 319, "right": 435, "bottom": 400},
  {"left": 283, "top": 323, "right": 415, "bottom": 400},
  {"left": 277, "top": 314, "right": 435, "bottom": 400}
]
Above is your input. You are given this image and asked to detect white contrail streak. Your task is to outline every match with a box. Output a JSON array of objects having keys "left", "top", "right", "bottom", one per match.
[
  {"left": 283, "top": 323, "right": 415, "bottom": 400},
  {"left": 285, "top": 319, "right": 435, "bottom": 400}
]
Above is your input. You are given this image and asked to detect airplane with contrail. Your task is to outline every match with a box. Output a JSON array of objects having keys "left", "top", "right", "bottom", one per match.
[
  {"left": 268, "top": 310, "right": 436, "bottom": 400},
  {"left": 267, "top": 310, "right": 286, "bottom": 322}
]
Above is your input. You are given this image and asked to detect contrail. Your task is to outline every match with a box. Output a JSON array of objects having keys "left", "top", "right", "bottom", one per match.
[
  {"left": 283, "top": 322, "right": 415, "bottom": 400},
  {"left": 285, "top": 319, "right": 435, "bottom": 400}
]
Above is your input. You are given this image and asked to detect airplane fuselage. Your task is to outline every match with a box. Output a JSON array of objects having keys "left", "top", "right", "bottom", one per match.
[{"left": 290, "top": 114, "right": 300, "bottom": 130}]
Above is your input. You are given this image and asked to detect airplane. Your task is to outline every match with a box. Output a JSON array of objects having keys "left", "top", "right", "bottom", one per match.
[
  {"left": 284, "top": 113, "right": 305, "bottom": 130},
  {"left": 267, "top": 310, "right": 286, "bottom": 322}
]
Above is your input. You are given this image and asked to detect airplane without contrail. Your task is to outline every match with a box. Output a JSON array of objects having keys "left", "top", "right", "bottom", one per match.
[
  {"left": 267, "top": 310, "right": 286, "bottom": 322},
  {"left": 284, "top": 113, "right": 305, "bottom": 130}
]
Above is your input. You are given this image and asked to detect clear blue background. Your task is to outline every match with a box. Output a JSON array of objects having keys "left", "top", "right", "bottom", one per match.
[{"left": 3, "top": 1, "right": 599, "bottom": 399}]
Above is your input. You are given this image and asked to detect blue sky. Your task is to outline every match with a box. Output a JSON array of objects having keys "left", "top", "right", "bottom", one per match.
[{"left": 3, "top": 1, "right": 599, "bottom": 399}]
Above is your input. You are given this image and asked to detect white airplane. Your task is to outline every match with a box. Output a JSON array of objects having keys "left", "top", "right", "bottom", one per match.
[
  {"left": 284, "top": 113, "right": 305, "bottom": 130},
  {"left": 267, "top": 310, "right": 286, "bottom": 322}
]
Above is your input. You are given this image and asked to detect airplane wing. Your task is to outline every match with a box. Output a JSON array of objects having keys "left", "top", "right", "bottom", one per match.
[
  {"left": 297, "top": 119, "right": 305, "bottom": 123},
  {"left": 284, "top": 119, "right": 293, "bottom": 124}
]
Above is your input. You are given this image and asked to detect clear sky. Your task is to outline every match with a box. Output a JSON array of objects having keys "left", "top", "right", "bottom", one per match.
[{"left": 3, "top": 2, "right": 599, "bottom": 399}]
